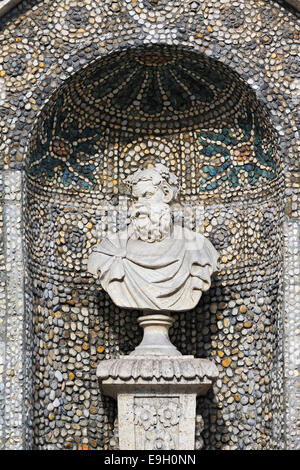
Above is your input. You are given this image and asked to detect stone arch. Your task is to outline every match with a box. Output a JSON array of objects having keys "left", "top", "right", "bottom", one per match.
[{"left": 24, "top": 43, "right": 285, "bottom": 450}]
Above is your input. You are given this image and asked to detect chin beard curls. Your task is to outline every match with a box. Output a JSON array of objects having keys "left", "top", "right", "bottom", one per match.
[{"left": 130, "top": 202, "right": 172, "bottom": 243}]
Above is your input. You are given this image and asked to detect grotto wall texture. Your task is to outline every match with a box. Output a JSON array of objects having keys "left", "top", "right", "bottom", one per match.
[{"left": 0, "top": 0, "right": 299, "bottom": 451}]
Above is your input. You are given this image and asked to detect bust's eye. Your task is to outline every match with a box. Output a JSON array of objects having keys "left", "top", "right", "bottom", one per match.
[{"left": 144, "top": 192, "right": 153, "bottom": 198}]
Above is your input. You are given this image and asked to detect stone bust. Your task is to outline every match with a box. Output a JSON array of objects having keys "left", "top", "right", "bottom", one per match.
[{"left": 88, "top": 163, "right": 219, "bottom": 312}]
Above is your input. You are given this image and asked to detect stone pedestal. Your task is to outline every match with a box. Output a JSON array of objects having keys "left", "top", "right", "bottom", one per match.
[
  {"left": 97, "top": 313, "right": 218, "bottom": 450},
  {"left": 97, "top": 355, "right": 218, "bottom": 450}
]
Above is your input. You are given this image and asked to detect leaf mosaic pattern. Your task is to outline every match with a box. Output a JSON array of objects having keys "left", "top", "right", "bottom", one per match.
[{"left": 28, "top": 49, "right": 278, "bottom": 193}]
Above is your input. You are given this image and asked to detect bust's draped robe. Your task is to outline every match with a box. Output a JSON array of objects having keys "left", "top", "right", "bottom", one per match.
[{"left": 88, "top": 225, "right": 219, "bottom": 312}]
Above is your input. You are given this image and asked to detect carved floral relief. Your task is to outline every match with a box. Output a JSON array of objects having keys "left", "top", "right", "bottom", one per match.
[{"left": 134, "top": 397, "right": 182, "bottom": 450}]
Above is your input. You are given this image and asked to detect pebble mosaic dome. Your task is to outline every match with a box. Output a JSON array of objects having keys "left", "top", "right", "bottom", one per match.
[
  {"left": 0, "top": 0, "right": 299, "bottom": 452},
  {"left": 27, "top": 46, "right": 279, "bottom": 199}
]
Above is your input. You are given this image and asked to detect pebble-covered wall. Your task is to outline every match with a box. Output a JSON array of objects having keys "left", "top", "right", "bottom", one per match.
[{"left": 0, "top": 0, "right": 299, "bottom": 451}]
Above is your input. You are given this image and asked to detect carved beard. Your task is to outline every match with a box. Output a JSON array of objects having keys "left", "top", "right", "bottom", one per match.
[{"left": 130, "top": 202, "right": 172, "bottom": 243}]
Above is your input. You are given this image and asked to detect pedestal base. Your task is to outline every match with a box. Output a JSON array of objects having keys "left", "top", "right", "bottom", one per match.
[
  {"left": 97, "top": 355, "right": 218, "bottom": 450},
  {"left": 118, "top": 389, "right": 196, "bottom": 450},
  {"left": 97, "top": 313, "right": 218, "bottom": 450}
]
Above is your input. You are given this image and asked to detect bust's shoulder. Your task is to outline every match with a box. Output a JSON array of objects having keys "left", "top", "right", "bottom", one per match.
[
  {"left": 173, "top": 224, "right": 206, "bottom": 241},
  {"left": 92, "top": 228, "right": 129, "bottom": 252}
]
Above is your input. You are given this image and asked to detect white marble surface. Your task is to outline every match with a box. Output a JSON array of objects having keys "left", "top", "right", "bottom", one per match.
[
  {"left": 88, "top": 164, "right": 219, "bottom": 311},
  {"left": 98, "top": 355, "right": 218, "bottom": 450}
]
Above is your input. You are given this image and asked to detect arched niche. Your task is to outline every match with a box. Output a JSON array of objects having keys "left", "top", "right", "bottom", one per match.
[{"left": 24, "top": 44, "right": 284, "bottom": 450}]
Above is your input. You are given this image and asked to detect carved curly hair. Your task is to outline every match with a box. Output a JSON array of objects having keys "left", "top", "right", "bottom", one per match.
[{"left": 124, "top": 163, "right": 180, "bottom": 201}]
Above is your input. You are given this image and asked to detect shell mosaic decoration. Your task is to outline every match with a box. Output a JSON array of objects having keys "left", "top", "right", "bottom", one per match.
[{"left": 27, "top": 47, "right": 279, "bottom": 198}]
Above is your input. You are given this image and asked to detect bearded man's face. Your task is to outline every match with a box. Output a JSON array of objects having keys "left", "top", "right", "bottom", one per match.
[{"left": 130, "top": 180, "right": 172, "bottom": 243}]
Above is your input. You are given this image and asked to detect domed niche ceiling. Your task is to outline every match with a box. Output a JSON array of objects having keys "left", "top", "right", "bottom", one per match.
[{"left": 27, "top": 45, "right": 280, "bottom": 201}]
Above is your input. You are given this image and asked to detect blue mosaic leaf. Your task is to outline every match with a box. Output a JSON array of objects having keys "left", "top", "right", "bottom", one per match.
[{"left": 195, "top": 102, "right": 277, "bottom": 191}]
